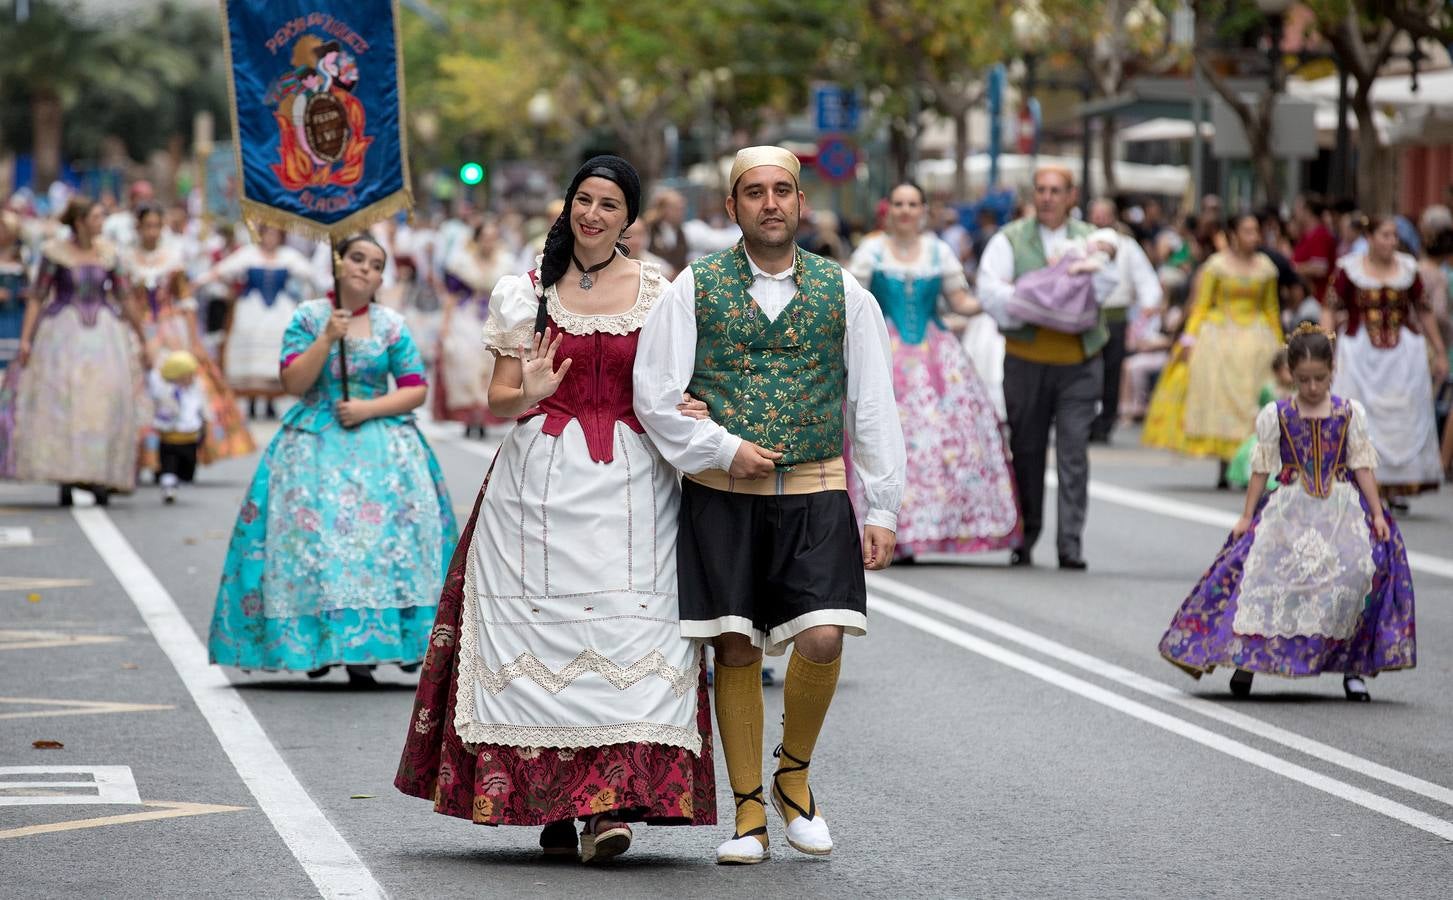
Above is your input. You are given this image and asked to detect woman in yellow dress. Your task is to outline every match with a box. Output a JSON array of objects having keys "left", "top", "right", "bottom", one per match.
[{"left": 1143, "top": 213, "right": 1283, "bottom": 487}]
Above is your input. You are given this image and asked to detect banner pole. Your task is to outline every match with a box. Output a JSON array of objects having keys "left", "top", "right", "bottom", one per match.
[{"left": 332, "top": 237, "right": 351, "bottom": 404}]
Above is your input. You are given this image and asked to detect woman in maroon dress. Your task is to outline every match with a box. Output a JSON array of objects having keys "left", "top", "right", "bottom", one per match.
[{"left": 395, "top": 157, "right": 715, "bottom": 863}]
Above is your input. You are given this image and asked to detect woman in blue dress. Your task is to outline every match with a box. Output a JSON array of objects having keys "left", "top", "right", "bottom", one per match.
[{"left": 208, "top": 234, "right": 458, "bottom": 682}]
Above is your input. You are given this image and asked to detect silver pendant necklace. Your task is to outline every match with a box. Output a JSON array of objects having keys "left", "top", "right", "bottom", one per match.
[{"left": 571, "top": 251, "right": 615, "bottom": 291}]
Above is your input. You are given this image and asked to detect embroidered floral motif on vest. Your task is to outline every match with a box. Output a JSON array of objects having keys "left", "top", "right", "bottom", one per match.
[{"left": 688, "top": 243, "right": 846, "bottom": 468}]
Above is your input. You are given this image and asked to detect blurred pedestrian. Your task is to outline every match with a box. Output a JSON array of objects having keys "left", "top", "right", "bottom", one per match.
[
  {"left": 848, "top": 182, "right": 1019, "bottom": 559},
  {"left": 0, "top": 198, "right": 148, "bottom": 505},
  {"left": 1143, "top": 213, "right": 1283, "bottom": 488},
  {"left": 1325, "top": 215, "right": 1446, "bottom": 507},
  {"left": 195, "top": 225, "right": 314, "bottom": 419},
  {"left": 1087, "top": 198, "right": 1163, "bottom": 444},
  {"left": 977, "top": 165, "right": 1117, "bottom": 569},
  {"left": 148, "top": 350, "right": 207, "bottom": 504},
  {"left": 125, "top": 205, "right": 255, "bottom": 475},
  {"left": 207, "top": 234, "right": 456, "bottom": 679},
  {"left": 0, "top": 211, "right": 26, "bottom": 371},
  {"left": 436, "top": 221, "right": 512, "bottom": 437}
]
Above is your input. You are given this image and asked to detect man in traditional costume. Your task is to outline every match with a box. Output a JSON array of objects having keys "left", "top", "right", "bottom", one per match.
[
  {"left": 976, "top": 165, "right": 1119, "bottom": 570},
  {"left": 634, "top": 146, "right": 906, "bottom": 865}
]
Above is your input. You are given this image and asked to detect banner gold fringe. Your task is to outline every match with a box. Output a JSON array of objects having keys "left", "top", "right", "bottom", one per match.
[{"left": 238, "top": 187, "right": 413, "bottom": 243}]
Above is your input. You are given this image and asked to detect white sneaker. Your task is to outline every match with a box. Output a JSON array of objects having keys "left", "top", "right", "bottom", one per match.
[{"left": 716, "top": 833, "right": 769, "bottom": 865}]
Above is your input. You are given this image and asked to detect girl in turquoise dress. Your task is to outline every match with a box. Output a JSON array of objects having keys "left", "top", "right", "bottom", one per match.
[{"left": 208, "top": 234, "right": 458, "bottom": 681}]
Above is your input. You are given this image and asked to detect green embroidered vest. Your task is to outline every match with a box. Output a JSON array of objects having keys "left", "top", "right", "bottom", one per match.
[
  {"left": 688, "top": 243, "right": 847, "bottom": 468},
  {"left": 999, "top": 216, "right": 1110, "bottom": 358}
]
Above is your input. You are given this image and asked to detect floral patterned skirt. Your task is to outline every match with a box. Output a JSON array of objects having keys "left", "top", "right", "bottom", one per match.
[
  {"left": 395, "top": 483, "right": 717, "bottom": 827},
  {"left": 207, "top": 419, "right": 457, "bottom": 671},
  {"left": 1159, "top": 482, "right": 1416, "bottom": 678},
  {"left": 851, "top": 321, "right": 1020, "bottom": 557}
]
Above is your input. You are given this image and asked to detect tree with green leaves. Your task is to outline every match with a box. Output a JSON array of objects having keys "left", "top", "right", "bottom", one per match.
[{"left": 0, "top": 0, "right": 199, "bottom": 190}]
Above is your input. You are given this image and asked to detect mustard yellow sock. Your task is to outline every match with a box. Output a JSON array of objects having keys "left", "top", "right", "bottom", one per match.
[
  {"left": 775, "top": 650, "right": 841, "bottom": 823},
  {"left": 714, "top": 657, "right": 767, "bottom": 846}
]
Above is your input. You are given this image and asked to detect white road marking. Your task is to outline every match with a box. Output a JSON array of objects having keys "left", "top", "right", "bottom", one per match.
[
  {"left": 869, "top": 595, "right": 1453, "bottom": 842},
  {"left": 0, "top": 766, "right": 141, "bottom": 806},
  {"left": 0, "top": 526, "right": 35, "bottom": 547},
  {"left": 868, "top": 574, "right": 1453, "bottom": 809},
  {"left": 71, "top": 509, "right": 384, "bottom": 900},
  {"left": 1047, "top": 473, "right": 1453, "bottom": 581}
]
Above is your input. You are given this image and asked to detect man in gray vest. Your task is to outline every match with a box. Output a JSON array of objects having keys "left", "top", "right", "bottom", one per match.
[{"left": 976, "top": 165, "right": 1119, "bottom": 570}]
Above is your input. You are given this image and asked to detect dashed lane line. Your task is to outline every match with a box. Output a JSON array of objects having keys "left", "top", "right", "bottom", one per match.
[
  {"left": 868, "top": 573, "right": 1453, "bottom": 810},
  {"left": 71, "top": 508, "right": 385, "bottom": 900},
  {"left": 1047, "top": 473, "right": 1453, "bottom": 581},
  {"left": 869, "top": 594, "right": 1453, "bottom": 842}
]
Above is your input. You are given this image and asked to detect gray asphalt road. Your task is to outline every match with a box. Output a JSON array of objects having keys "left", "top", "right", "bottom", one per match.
[{"left": 3, "top": 418, "right": 1451, "bottom": 899}]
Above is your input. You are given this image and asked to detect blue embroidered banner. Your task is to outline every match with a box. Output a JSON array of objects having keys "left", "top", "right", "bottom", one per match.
[{"left": 221, "top": 0, "right": 411, "bottom": 238}]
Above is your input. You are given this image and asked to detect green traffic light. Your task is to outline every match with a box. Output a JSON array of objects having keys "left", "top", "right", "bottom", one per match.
[{"left": 459, "top": 162, "right": 485, "bottom": 185}]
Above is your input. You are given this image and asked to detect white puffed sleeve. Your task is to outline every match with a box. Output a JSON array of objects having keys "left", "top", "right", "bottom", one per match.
[
  {"left": 932, "top": 237, "right": 969, "bottom": 295},
  {"left": 1345, "top": 399, "right": 1381, "bottom": 471},
  {"left": 1249, "top": 401, "right": 1283, "bottom": 474},
  {"left": 481, "top": 274, "right": 541, "bottom": 358}
]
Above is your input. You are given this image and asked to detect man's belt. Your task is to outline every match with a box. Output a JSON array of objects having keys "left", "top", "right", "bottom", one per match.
[{"left": 686, "top": 456, "right": 846, "bottom": 496}]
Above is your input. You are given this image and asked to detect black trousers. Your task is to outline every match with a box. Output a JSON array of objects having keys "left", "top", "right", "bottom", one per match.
[
  {"left": 1090, "top": 318, "right": 1128, "bottom": 442},
  {"left": 159, "top": 441, "right": 200, "bottom": 483},
  {"left": 1003, "top": 353, "right": 1103, "bottom": 559}
]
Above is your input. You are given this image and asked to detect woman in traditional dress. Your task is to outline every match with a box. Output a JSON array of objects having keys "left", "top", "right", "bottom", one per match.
[
  {"left": 434, "top": 221, "right": 514, "bottom": 437},
  {"left": 1159, "top": 325, "right": 1415, "bottom": 701},
  {"left": 195, "top": 225, "right": 314, "bottom": 419},
  {"left": 207, "top": 234, "right": 457, "bottom": 681},
  {"left": 396, "top": 157, "right": 716, "bottom": 863},
  {"left": 125, "top": 206, "right": 255, "bottom": 476},
  {"left": 0, "top": 211, "right": 26, "bottom": 371},
  {"left": 846, "top": 183, "right": 1019, "bottom": 560},
  {"left": 1324, "top": 215, "right": 1447, "bottom": 507},
  {"left": 1143, "top": 213, "right": 1284, "bottom": 487},
  {"left": 0, "top": 199, "right": 147, "bottom": 505}
]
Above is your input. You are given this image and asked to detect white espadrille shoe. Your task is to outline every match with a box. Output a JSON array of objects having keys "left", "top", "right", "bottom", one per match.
[
  {"left": 771, "top": 745, "right": 833, "bottom": 856},
  {"left": 716, "top": 786, "right": 770, "bottom": 865}
]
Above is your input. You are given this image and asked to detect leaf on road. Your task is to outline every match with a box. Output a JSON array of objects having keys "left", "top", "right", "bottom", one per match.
[
  {"left": 32, "top": 740, "right": 64, "bottom": 749},
  {"left": 349, "top": 794, "right": 374, "bottom": 799},
  {"left": 121, "top": 662, "right": 140, "bottom": 670},
  {"left": 26, "top": 593, "right": 40, "bottom": 603}
]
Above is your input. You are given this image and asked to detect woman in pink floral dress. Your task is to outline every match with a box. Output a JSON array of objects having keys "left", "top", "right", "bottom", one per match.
[{"left": 847, "top": 183, "right": 1021, "bottom": 560}]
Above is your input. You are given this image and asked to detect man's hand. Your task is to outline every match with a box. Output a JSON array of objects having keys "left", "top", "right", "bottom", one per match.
[
  {"left": 728, "top": 440, "right": 782, "bottom": 479},
  {"left": 862, "top": 525, "right": 896, "bottom": 570}
]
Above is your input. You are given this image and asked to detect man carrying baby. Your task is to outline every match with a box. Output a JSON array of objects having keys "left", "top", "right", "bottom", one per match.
[{"left": 975, "top": 165, "right": 1120, "bottom": 571}]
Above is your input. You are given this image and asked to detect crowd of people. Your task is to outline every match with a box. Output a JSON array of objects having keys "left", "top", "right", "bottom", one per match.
[{"left": 0, "top": 149, "right": 1437, "bottom": 861}]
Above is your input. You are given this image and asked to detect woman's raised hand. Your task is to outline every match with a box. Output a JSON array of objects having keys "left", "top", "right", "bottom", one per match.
[{"left": 519, "top": 326, "right": 572, "bottom": 405}]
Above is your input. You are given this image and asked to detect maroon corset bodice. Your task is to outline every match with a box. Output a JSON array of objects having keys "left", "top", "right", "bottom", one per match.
[{"left": 523, "top": 318, "right": 642, "bottom": 463}]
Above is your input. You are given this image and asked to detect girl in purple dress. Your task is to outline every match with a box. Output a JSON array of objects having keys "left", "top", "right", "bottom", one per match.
[{"left": 1159, "top": 324, "right": 1416, "bottom": 701}]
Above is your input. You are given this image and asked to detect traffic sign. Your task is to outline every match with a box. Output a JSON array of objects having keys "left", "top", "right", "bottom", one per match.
[
  {"left": 814, "top": 85, "right": 859, "bottom": 133},
  {"left": 816, "top": 137, "right": 859, "bottom": 183}
]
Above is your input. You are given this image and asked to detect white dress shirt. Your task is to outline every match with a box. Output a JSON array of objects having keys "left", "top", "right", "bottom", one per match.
[
  {"left": 634, "top": 250, "right": 906, "bottom": 531},
  {"left": 1102, "top": 232, "right": 1163, "bottom": 311},
  {"left": 976, "top": 223, "right": 1122, "bottom": 330}
]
